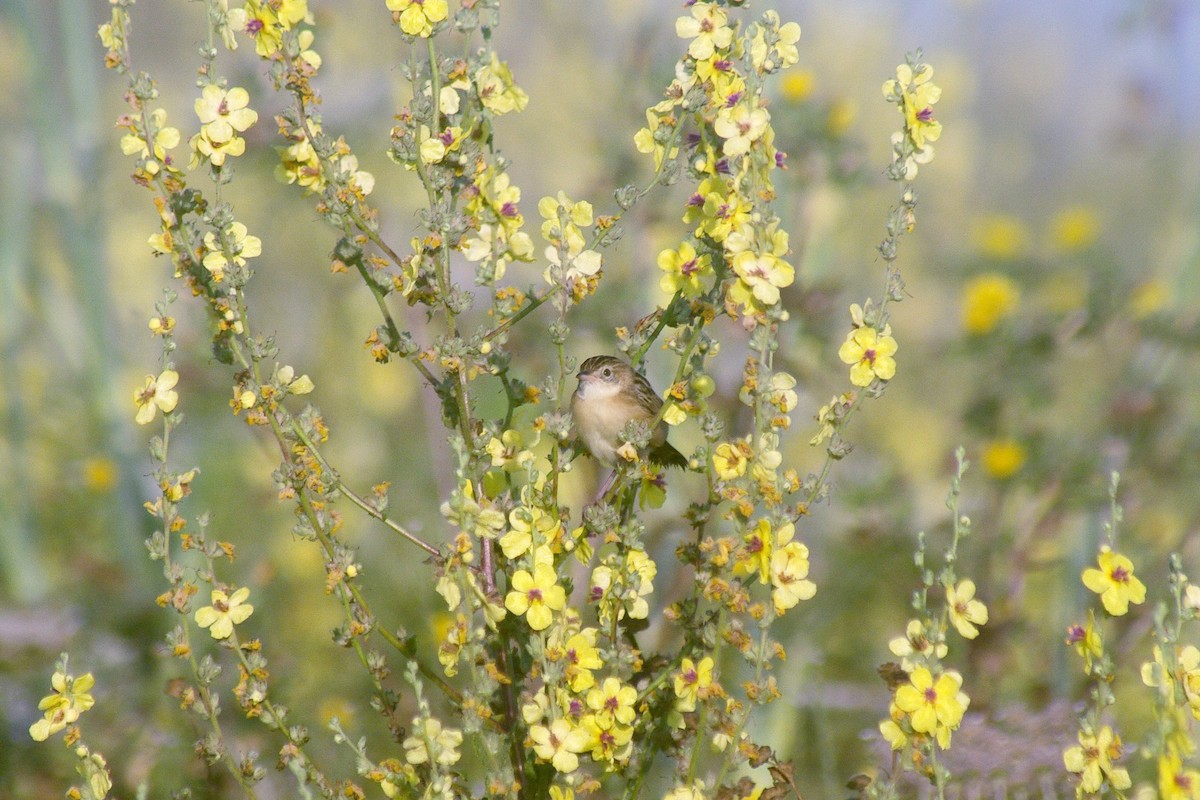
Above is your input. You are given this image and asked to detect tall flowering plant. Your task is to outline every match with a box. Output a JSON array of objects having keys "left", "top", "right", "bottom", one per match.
[{"left": 31, "top": 3, "right": 950, "bottom": 799}]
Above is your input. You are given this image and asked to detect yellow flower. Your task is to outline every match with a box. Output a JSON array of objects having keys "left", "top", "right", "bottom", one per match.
[
  {"left": 475, "top": 54, "right": 528, "bottom": 115},
  {"left": 771, "top": 541, "right": 816, "bottom": 614},
  {"left": 402, "top": 717, "right": 462, "bottom": 765},
  {"left": 586, "top": 677, "right": 637, "bottom": 728},
  {"left": 1063, "top": 725, "right": 1130, "bottom": 794},
  {"left": 234, "top": 1, "right": 282, "bottom": 56},
  {"left": 1159, "top": 750, "right": 1200, "bottom": 800},
  {"left": 675, "top": 3, "right": 733, "bottom": 60},
  {"left": 194, "top": 587, "right": 254, "bottom": 640},
  {"left": 578, "top": 714, "right": 633, "bottom": 764},
  {"left": 1082, "top": 547, "right": 1146, "bottom": 616},
  {"left": 562, "top": 629, "right": 602, "bottom": 693},
  {"left": 882, "top": 62, "right": 942, "bottom": 150},
  {"left": 673, "top": 656, "right": 714, "bottom": 713},
  {"left": 893, "top": 667, "right": 968, "bottom": 749},
  {"left": 712, "top": 440, "right": 751, "bottom": 480},
  {"left": 962, "top": 273, "right": 1019, "bottom": 335},
  {"left": 658, "top": 241, "right": 714, "bottom": 298},
  {"left": 736, "top": 519, "right": 793, "bottom": 583},
  {"left": 1179, "top": 644, "right": 1200, "bottom": 719},
  {"left": 119, "top": 108, "right": 180, "bottom": 175},
  {"left": 1052, "top": 207, "right": 1099, "bottom": 252},
  {"left": 419, "top": 125, "right": 463, "bottom": 164},
  {"left": 889, "top": 619, "right": 947, "bottom": 672},
  {"left": 387, "top": 0, "right": 448, "bottom": 38},
  {"left": 981, "top": 438, "right": 1025, "bottom": 479},
  {"left": 730, "top": 249, "right": 794, "bottom": 310},
  {"left": 973, "top": 215, "right": 1029, "bottom": 260},
  {"left": 714, "top": 101, "right": 771, "bottom": 157},
  {"left": 838, "top": 326, "right": 897, "bottom": 387},
  {"left": 194, "top": 84, "right": 257, "bottom": 144},
  {"left": 486, "top": 429, "right": 536, "bottom": 472},
  {"left": 946, "top": 579, "right": 988, "bottom": 639},
  {"left": 1065, "top": 611, "right": 1103, "bottom": 673},
  {"left": 529, "top": 718, "right": 588, "bottom": 773},
  {"left": 499, "top": 504, "right": 560, "bottom": 559},
  {"left": 202, "top": 221, "right": 262, "bottom": 281},
  {"left": 29, "top": 668, "right": 96, "bottom": 742},
  {"left": 134, "top": 369, "right": 179, "bottom": 425},
  {"left": 505, "top": 563, "right": 566, "bottom": 631}
]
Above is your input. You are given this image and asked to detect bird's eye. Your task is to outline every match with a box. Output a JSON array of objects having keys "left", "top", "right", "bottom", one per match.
[{"left": 601, "top": 367, "right": 612, "bottom": 378}]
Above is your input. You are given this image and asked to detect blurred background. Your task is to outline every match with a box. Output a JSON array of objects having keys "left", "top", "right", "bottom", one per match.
[{"left": 3, "top": 0, "right": 1200, "bottom": 796}]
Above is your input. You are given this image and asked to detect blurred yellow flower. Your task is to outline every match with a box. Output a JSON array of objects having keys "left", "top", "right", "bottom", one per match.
[
  {"left": 980, "top": 437, "right": 1025, "bottom": 478},
  {"left": 974, "top": 215, "right": 1029, "bottom": 259},
  {"left": 1082, "top": 547, "right": 1146, "bottom": 616},
  {"left": 826, "top": 99, "right": 856, "bottom": 138},
  {"left": 962, "top": 273, "right": 1019, "bottom": 335},
  {"left": 1159, "top": 751, "right": 1200, "bottom": 800},
  {"left": 1131, "top": 279, "right": 1169, "bottom": 319},
  {"left": 402, "top": 717, "right": 462, "bottom": 765},
  {"left": 781, "top": 69, "right": 814, "bottom": 102},
  {"left": 1051, "top": 207, "right": 1099, "bottom": 252},
  {"left": 83, "top": 456, "right": 118, "bottom": 493}
]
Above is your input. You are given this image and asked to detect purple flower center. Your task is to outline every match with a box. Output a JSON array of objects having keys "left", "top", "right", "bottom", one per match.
[
  {"left": 687, "top": 193, "right": 704, "bottom": 208},
  {"left": 1111, "top": 566, "right": 1129, "bottom": 583},
  {"left": 917, "top": 106, "right": 935, "bottom": 123},
  {"left": 246, "top": 19, "right": 264, "bottom": 36},
  {"left": 680, "top": 258, "right": 700, "bottom": 277},
  {"left": 500, "top": 201, "right": 518, "bottom": 218},
  {"left": 863, "top": 348, "right": 877, "bottom": 364},
  {"left": 528, "top": 588, "right": 543, "bottom": 602},
  {"left": 924, "top": 687, "right": 938, "bottom": 703}
]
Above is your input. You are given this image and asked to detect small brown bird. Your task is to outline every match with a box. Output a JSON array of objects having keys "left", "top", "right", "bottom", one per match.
[{"left": 571, "top": 355, "right": 687, "bottom": 470}]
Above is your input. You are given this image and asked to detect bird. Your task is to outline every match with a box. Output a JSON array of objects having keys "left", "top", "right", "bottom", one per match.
[{"left": 571, "top": 355, "right": 688, "bottom": 472}]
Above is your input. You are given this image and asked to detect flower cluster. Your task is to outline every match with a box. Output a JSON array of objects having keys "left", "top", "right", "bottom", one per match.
[
  {"left": 539, "top": 192, "right": 602, "bottom": 303},
  {"left": 882, "top": 54, "right": 942, "bottom": 180},
  {"left": 636, "top": 3, "right": 801, "bottom": 321},
  {"left": 28, "top": 659, "right": 96, "bottom": 742},
  {"left": 876, "top": 452, "right": 982, "bottom": 790},
  {"left": 189, "top": 84, "right": 258, "bottom": 168}
]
